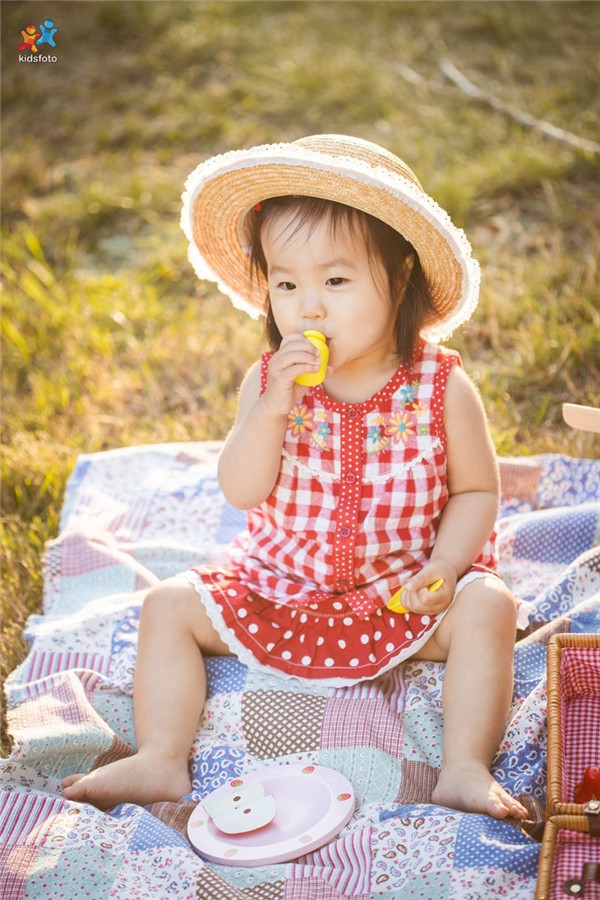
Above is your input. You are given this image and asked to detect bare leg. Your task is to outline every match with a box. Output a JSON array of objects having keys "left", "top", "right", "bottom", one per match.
[
  {"left": 413, "top": 577, "right": 528, "bottom": 819},
  {"left": 62, "top": 577, "right": 231, "bottom": 809}
]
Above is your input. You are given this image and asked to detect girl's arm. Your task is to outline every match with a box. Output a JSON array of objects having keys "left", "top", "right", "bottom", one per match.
[
  {"left": 432, "top": 363, "right": 500, "bottom": 575},
  {"left": 217, "top": 362, "right": 288, "bottom": 509},
  {"left": 218, "top": 334, "right": 324, "bottom": 509},
  {"left": 401, "top": 364, "right": 500, "bottom": 612}
]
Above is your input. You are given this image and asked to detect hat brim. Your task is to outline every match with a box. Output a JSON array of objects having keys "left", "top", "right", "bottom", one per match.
[{"left": 181, "top": 140, "right": 480, "bottom": 342}]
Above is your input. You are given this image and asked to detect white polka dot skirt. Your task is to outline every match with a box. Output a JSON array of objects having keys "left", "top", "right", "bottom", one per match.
[{"left": 190, "top": 565, "right": 441, "bottom": 682}]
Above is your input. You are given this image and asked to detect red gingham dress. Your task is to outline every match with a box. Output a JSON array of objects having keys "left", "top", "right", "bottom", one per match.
[{"left": 188, "top": 340, "right": 498, "bottom": 685}]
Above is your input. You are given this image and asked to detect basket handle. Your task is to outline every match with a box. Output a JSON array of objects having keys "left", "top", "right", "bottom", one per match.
[{"left": 563, "top": 862, "right": 600, "bottom": 896}]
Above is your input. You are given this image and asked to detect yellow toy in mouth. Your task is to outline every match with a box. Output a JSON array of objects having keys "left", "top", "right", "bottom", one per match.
[{"left": 295, "top": 331, "right": 329, "bottom": 386}]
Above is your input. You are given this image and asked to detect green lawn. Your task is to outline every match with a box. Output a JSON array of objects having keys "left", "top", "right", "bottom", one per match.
[{"left": 1, "top": 0, "right": 598, "bottom": 751}]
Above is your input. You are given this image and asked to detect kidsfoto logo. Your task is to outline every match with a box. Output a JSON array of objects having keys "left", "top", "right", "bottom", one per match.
[{"left": 18, "top": 18, "right": 58, "bottom": 63}]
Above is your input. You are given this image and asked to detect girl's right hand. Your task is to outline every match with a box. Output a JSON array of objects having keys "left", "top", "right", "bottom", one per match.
[{"left": 261, "top": 333, "right": 327, "bottom": 417}]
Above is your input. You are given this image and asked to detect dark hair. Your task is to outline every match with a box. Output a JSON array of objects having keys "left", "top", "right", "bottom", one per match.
[{"left": 247, "top": 196, "right": 437, "bottom": 365}]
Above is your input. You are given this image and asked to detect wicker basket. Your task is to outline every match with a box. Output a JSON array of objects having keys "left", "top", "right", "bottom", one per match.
[
  {"left": 546, "top": 633, "right": 600, "bottom": 818},
  {"left": 536, "top": 815, "right": 600, "bottom": 900}
]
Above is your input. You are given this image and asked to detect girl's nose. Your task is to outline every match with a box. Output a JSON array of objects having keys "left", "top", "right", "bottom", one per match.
[{"left": 299, "top": 288, "right": 325, "bottom": 319}]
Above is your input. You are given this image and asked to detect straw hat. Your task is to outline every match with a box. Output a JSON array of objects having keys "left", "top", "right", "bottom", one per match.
[{"left": 181, "top": 134, "right": 480, "bottom": 342}]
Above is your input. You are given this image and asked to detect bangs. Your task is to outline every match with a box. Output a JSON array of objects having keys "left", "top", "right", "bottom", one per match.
[
  {"left": 247, "top": 195, "right": 434, "bottom": 365},
  {"left": 249, "top": 196, "right": 366, "bottom": 282}
]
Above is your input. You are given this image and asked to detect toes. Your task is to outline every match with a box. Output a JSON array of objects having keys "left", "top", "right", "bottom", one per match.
[
  {"left": 490, "top": 800, "right": 510, "bottom": 818},
  {"left": 61, "top": 773, "right": 84, "bottom": 789},
  {"left": 61, "top": 773, "right": 103, "bottom": 804},
  {"left": 62, "top": 779, "right": 88, "bottom": 801},
  {"left": 509, "top": 800, "right": 529, "bottom": 820},
  {"left": 61, "top": 774, "right": 87, "bottom": 799},
  {"left": 490, "top": 788, "right": 528, "bottom": 820},
  {"left": 62, "top": 785, "right": 81, "bottom": 801}
]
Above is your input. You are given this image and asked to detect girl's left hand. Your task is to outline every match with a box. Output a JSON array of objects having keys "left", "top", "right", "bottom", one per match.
[{"left": 398, "top": 559, "right": 458, "bottom": 615}]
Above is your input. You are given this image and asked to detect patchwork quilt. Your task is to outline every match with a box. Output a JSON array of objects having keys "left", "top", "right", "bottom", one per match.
[{"left": 1, "top": 443, "right": 599, "bottom": 900}]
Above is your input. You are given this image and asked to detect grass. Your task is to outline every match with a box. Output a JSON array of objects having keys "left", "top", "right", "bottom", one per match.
[{"left": 1, "top": 0, "right": 599, "bottom": 753}]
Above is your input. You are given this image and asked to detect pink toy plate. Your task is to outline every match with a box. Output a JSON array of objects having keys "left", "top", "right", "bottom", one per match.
[{"left": 187, "top": 763, "right": 355, "bottom": 866}]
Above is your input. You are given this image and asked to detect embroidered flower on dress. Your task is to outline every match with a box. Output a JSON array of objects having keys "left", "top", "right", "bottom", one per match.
[
  {"left": 311, "top": 410, "right": 332, "bottom": 450},
  {"left": 400, "top": 383, "right": 418, "bottom": 404},
  {"left": 288, "top": 404, "right": 314, "bottom": 435},
  {"left": 367, "top": 413, "right": 391, "bottom": 454},
  {"left": 411, "top": 399, "right": 427, "bottom": 418},
  {"left": 386, "top": 410, "right": 416, "bottom": 443}
]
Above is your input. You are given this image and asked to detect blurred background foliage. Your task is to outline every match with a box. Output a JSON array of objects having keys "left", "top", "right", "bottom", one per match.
[{"left": 1, "top": 0, "right": 599, "bottom": 749}]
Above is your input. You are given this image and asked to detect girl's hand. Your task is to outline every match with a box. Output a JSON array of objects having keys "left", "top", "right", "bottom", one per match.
[
  {"left": 398, "top": 559, "right": 458, "bottom": 616},
  {"left": 261, "top": 333, "right": 330, "bottom": 417}
]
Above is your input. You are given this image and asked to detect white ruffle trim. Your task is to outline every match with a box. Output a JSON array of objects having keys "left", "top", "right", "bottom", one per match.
[
  {"left": 281, "top": 437, "right": 444, "bottom": 485},
  {"left": 180, "top": 566, "right": 500, "bottom": 688}
]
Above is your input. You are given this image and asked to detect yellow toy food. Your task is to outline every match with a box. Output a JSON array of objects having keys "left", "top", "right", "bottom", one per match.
[
  {"left": 387, "top": 578, "right": 445, "bottom": 614},
  {"left": 295, "top": 331, "right": 329, "bottom": 386}
]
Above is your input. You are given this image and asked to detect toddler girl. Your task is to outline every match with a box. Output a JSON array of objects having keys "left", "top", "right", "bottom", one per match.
[{"left": 63, "top": 135, "right": 527, "bottom": 821}]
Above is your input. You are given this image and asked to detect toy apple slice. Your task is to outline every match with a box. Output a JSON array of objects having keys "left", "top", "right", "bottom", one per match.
[
  {"left": 204, "top": 782, "right": 266, "bottom": 819},
  {"left": 212, "top": 794, "right": 277, "bottom": 835}
]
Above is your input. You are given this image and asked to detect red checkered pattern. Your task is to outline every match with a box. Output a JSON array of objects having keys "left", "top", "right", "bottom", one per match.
[
  {"left": 549, "top": 829, "right": 600, "bottom": 900},
  {"left": 0, "top": 844, "right": 38, "bottom": 900},
  {"left": 193, "top": 341, "right": 498, "bottom": 681},
  {"left": 15, "top": 671, "right": 105, "bottom": 730},
  {"left": 320, "top": 696, "right": 404, "bottom": 756},
  {"left": 238, "top": 341, "right": 495, "bottom": 617},
  {"left": 560, "top": 647, "right": 600, "bottom": 802}
]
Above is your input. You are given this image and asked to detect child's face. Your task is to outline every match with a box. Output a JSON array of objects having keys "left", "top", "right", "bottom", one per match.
[{"left": 262, "top": 211, "right": 398, "bottom": 377}]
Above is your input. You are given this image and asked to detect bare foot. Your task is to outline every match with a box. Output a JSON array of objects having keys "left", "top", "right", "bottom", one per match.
[
  {"left": 61, "top": 749, "right": 192, "bottom": 811},
  {"left": 432, "top": 762, "right": 528, "bottom": 820}
]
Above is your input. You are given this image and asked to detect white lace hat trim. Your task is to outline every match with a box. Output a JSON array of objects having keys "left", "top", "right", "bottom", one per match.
[{"left": 181, "top": 135, "right": 480, "bottom": 341}]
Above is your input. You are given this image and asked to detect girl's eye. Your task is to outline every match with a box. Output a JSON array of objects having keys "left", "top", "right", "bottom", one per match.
[
  {"left": 278, "top": 281, "right": 296, "bottom": 291},
  {"left": 327, "top": 277, "right": 346, "bottom": 286}
]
